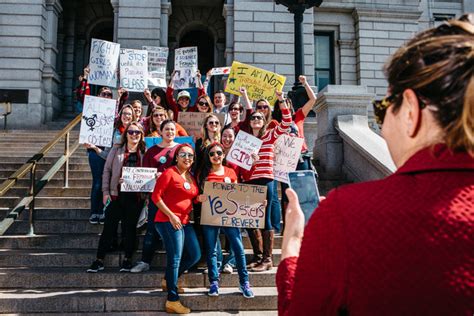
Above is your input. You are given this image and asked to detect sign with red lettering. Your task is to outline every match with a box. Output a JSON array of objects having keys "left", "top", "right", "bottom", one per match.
[
  {"left": 226, "top": 130, "right": 263, "bottom": 171},
  {"left": 121, "top": 167, "right": 158, "bottom": 192},
  {"left": 200, "top": 182, "right": 267, "bottom": 229}
]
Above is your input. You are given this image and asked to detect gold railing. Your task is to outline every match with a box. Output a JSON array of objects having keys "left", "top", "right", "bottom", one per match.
[{"left": 0, "top": 114, "right": 82, "bottom": 235}]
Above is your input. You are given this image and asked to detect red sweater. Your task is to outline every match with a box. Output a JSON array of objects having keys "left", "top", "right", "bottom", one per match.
[
  {"left": 277, "top": 145, "right": 474, "bottom": 316},
  {"left": 151, "top": 166, "right": 199, "bottom": 224},
  {"left": 206, "top": 166, "right": 238, "bottom": 184},
  {"left": 240, "top": 107, "right": 292, "bottom": 182},
  {"left": 166, "top": 86, "right": 205, "bottom": 120}
]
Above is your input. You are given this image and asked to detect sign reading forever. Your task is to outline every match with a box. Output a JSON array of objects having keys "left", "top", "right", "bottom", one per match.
[
  {"left": 121, "top": 167, "right": 158, "bottom": 192},
  {"left": 225, "top": 61, "right": 286, "bottom": 103},
  {"left": 119, "top": 48, "right": 148, "bottom": 92},
  {"left": 200, "top": 182, "right": 267, "bottom": 229},
  {"left": 273, "top": 135, "right": 304, "bottom": 184},
  {"left": 177, "top": 112, "right": 225, "bottom": 139},
  {"left": 226, "top": 130, "right": 263, "bottom": 171},
  {"left": 79, "top": 95, "right": 116, "bottom": 147},
  {"left": 88, "top": 38, "right": 120, "bottom": 87}
]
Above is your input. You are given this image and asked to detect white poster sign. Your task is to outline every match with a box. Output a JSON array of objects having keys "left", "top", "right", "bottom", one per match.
[
  {"left": 88, "top": 38, "right": 120, "bottom": 87},
  {"left": 226, "top": 130, "right": 263, "bottom": 171},
  {"left": 121, "top": 167, "right": 158, "bottom": 192},
  {"left": 79, "top": 95, "right": 116, "bottom": 147},
  {"left": 143, "top": 46, "right": 168, "bottom": 87},
  {"left": 273, "top": 135, "right": 304, "bottom": 184},
  {"left": 119, "top": 48, "right": 148, "bottom": 92},
  {"left": 210, "top": 67, "right": 231, "bottom": 76},
  {"left": 174, "top": 46, "right": 198, "bottom": 89}
]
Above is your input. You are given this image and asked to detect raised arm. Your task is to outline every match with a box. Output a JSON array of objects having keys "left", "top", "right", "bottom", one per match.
[
  {"left": 299, "top": 75, "right": 317, "bottom": 117},
  {"left": 271, "top": 90, "right": 292, "bottom": 140}
]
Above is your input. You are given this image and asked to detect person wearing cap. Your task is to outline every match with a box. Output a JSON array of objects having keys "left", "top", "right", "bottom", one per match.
[{"left": 166, "top": 70, "right": 206, "bottom": 120}]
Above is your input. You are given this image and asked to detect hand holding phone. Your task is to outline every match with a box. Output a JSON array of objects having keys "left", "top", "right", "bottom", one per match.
[{"left": 288, "top": 171, "right": 320, "bottom": 225}]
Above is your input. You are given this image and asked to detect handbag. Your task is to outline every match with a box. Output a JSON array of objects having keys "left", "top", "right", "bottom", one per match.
[{"left": 136, "top": 202, "right": 148, "bottom": 228}]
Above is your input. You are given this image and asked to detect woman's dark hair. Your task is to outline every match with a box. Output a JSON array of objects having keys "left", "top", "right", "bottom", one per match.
[
  {"left": 119, "top": 121, "right": 146, "bottom": 153},
  {"left": 228, "top": 101, "right": 243, "bottom": 112},
  {"left": 146, "top": 88, "right": 169, "bottom": 116},
  {"left": 272, "top": 98, "right": 294, "bottom": 122},
  {"left": 385, "top": 14, "right": 474, "bottom": 154},
  {"left": 171, "top": 143, "right": 195, "bottom": 167},
  {"left": 160, "top": 119, "right": 176, "bottom": 132},
  {"left": 197, "top": 142, "right": 224, "bottom": 191}
]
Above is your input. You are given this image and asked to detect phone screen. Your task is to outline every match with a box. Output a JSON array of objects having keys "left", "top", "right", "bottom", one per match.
[{"left": 288, "top": 171, "right": 320, "bottom": 225}]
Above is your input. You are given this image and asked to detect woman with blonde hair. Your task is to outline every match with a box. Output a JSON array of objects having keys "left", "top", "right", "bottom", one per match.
[{"left": 278, "top": 14, "right": 474, "bottom": 315}]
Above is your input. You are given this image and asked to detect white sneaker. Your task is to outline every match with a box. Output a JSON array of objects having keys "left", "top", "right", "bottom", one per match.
[
  {"left": 222, "top": 263, "right": 233, "bottom": 274},
  {"left": 130, "top": 261, "right": 149, "bottom": 273}
]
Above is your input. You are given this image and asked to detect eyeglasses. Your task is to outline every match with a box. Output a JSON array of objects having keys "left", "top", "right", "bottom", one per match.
[
  {"left": 100, "top": 92, "right": 113, "bottom": 98},
  {"left": 122, "top": 112, "right": 133, "bottom": 117},
  {"left": 127, "top": 130, "right": 141, "bottom": 136},
  {"left": 372, "top": 94, "right": 397, "bottom": 125},
  {"left": 256, "top": 105, "right": 269, "bottom": 110},
  {"left": 250, "top": 115, "right": 264, "bottom": 121},
  {"left": 208, "top": 121, "right": 220, "bottom": 126},
  {"left": 198, "top": 101, "right": 209, "bottom": 107},
  {"left": 209, "top": 150, "right": 223, "bottom": 157},
  {"left": 153, "top": 113, "right": 166, "bottom": 118},
  {"left": 178, "top": 152, "right": 194, "bottom": 159},
  {"left": 230, "top": 107, "right": 242, "bottom": 112}
]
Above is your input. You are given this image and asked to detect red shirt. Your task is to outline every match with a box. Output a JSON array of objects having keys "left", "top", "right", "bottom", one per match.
[
  {"left": 143, "top": 144, "right": 178, "bottom": 172},
  {"left": 277, "top": 145, "right": 474, "bottom": 316},
  {"left": 152, "top": 166, "right": 199, "bottom": 224},
  {"left": 166, "top": 86, "right": 205, "bottom": 120},
  {"left": 206, "top": 166, "right": 237, "bottom": 184}
]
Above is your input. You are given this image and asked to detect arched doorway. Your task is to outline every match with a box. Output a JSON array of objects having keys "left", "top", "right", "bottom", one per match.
[{"left": 180, "top": 29, "right": 215, "bottom": 76}]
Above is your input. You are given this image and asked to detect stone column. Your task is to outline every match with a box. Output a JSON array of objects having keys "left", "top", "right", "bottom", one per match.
[
  {"left": 313, "top": 85, "right": 374, "bottom": 179},
  {"left": 43, "top": 0, "right": 63, "bottom": 120},
  {"left": 223, "top": 1, "right": 234, "bottom": 66},
  {"left": 62, "top": 3, "right": 76, "bottom": 111},
  {"left": 160, "top": 0, "right": 171, "bottom": 47},
  {"left": 111, "top": 0, "right": 119, "bottom": 42}
]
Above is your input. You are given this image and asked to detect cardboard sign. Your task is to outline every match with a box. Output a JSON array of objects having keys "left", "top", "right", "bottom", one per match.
[
  {"left": 273, "top": 135, "right": 305, "bottom": 184},
  {"left": 174, "top": 47, "right": 198, "bottom": 89},
  {"left": 226, "top": 130, "right": 263, "bottom": 171},
  {"left": 119, "top": 48, "right": 148, "bottom": 92},
  {"left": 177, "top": 112, "right": 225, "bottom": 138},
  {"left": 88, "top": 38, "right": 120, "bottom": 87},
  {"left": 79, "top": 95, "right": 116, "bottom": 147},
  {"left": 144, "top": 136, "right": 195, "bottom": 150},
  {"left": 200, "top": 182, "right": 267, "bottom": 228},
  {"left": 121, "top": 167, "right": 158, "bottom": 192},
  {"left": 225, "top": 61, "right": 286, "bottom": 103},
  {"left": 210, "top": 67, "right": 231, "bottom": 76},
  {"left": 143, "top": 46, "right": 168, "bottom": 87}
]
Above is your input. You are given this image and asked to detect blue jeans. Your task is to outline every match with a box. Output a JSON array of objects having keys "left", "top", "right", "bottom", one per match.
[
  {"left": 202, "top": 225, "right": 248, "bottom": 286},
  {"left": 155, "top": 222, "right": 201, "bottom": 301},
  {"left": 247, "top": 178, "right": 275, "bottom": 231},
  {"left": 141, "top": 201, "right": 162, "bottom": 263},
  {"left": 271, "top": 180, "right": 282, "bottom": 232},
  {"left": 88, "top": 150, "right": 105, "bottom": 215}
]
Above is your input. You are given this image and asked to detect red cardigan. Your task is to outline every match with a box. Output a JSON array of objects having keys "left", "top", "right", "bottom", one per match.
[{"left": 277, "top": 145, "right": 474, "bottom": 316}]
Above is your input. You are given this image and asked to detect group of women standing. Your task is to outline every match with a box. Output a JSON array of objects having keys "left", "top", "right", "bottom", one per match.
[{"left": 80, "top": 69, "right": 317, "bottom": 314}]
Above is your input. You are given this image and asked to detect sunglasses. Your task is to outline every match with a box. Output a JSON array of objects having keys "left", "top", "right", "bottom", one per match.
[
  {"left": 100, "top": 92, "right": 113, "bottom": 97},
  {"left": 372, "top": 94, "right": 399, "bottom": 125},
  {"left": 122, "top": 111, "right": 133, "bottom": 117},
  {"left": 208, "top": 121, "right": 220, "bottom": 126},
  {"left": 256, "top": 105, "right": 269, "bottom": 110},
  {"left": 153, "top": 113, "right": 166, "bottom": 118},
  {"left": 127, "top": 130, "right": 141, "bottom": 136},
  {"left": 178, "top": 152, "right": 194, "bottom": 159},
  {"left": 198, "top": 101, "right": 209, "bottom": 107},
  {"left": 209, "top": 150, "right": 223, "bottom": 157},
  {"left": 250, "top": 115, "right": 264, "bottom": 121},
  {"left": 230, "top": 107, "right": 242, "bottom": 112}
]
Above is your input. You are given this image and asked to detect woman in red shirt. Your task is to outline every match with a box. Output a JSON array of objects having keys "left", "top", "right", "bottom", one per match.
[
  {"left": 196, "top": 142, "right": 255, "bottom": 298},
  {"left": 151, "top": 143, "right": 200, "bottom": 314},
  {"left": 278, "top": 15, "right": 474, "bottom": 316}
]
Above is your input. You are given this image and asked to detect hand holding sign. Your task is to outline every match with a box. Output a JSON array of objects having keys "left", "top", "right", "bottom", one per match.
[{"left": 226, "top": 131, "right": 263, "bottom": 171}]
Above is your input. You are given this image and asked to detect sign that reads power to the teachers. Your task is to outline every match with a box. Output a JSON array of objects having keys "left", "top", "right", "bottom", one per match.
[
  {"left": 121, "top": 167, "right": 157, "bottom": 192},
  {"left": 200, "top": 182, "right": 267, "bottom": 229}
]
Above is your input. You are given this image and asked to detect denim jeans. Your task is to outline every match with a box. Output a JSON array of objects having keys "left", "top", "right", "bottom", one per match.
[
  {"left": 202, "top": 225, "right": 248, "bottom": 286},
  {"left": 156, "top": 222, "right": 201, "bottom": 301},
  {"left": 271, "top": 180, "right": 282, "bottom": 232},
  {"left": 88, "top": 150, "right": 105, "bottom": 215},
  {"left": 140, "top": 201, "right": 162, "bottom": 263},
  {"left": 246, "top": 178, "right": 275, "bottom": 231}
]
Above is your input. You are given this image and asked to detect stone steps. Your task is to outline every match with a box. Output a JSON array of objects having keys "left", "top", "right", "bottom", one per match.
[
  {"left": 0, "top": 196, "right": 91, "bottom": 208},
  {"left": 0, "top": 162, "right": 90, "bottom": 171}
]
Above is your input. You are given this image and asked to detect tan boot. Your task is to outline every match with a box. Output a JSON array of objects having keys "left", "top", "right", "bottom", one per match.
[
  {"left": 246, "top": 229, "right": 263, "bottom": 268},
  {"left": 162, "top": 277, "right": 185, "bottom": 293},
  {"left": 165, "top": 300, "right": 191, "bottom": 314},
  {"left": 251, "top": 230, "right": 274, "bottom": 272}
]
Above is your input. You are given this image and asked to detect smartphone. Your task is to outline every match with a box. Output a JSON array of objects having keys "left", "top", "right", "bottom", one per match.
[{"left": 288, "top": 171, "right": 320, "bottom": 225}]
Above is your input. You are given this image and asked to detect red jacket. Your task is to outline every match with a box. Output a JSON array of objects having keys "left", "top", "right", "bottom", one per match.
[{"left": 277, "top": 145, "right": 474, "bottom": 316}]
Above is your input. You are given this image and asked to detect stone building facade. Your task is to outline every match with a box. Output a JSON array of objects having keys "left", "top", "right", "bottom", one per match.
[{"left": 0, "top": 0, "right": 471, "bottom": 128}]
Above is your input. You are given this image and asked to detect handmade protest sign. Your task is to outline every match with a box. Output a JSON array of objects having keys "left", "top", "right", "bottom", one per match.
[
  {"left": 225, "top": 61, "right": 286, "bottom": 103},
  {"left": 79, "top": 95, "right": 116, "bottom": 147},
  {"left": 143, "top": 46, "right": 168, "bottom": 87},
  {"left": 174, "top": 47, "right": 198, "bottom": 89},
  {"left": 200, "top": 182, "right": 267, "bottom": 229},
  {"left": 121, "top": 167, "right": 158, "bottom": 192},
  {"left": 177, "top": 112, "right": 225, "bottom": 139},
  {"left": 226, "top": 130, "right": 263, "bottom": 171},
  {"left": 210, "top": 67, "right": 231, "bottom": 76},
  {"left": 119, "top": 48, "right": 148, "bottom": 92},
  {"left": 273, "top": 135, "right": 305, "bottom": 184},
  {"left": 88, "top": 38, "right": 120, "bottom": 87},
  {"left": 144, "top": 136, "right": 195, "bottom": 150}
]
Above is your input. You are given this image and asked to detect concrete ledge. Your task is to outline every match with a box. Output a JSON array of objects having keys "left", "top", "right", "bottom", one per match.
[{"left": 335, "top": 115, "right": 395, "bottom": 182}]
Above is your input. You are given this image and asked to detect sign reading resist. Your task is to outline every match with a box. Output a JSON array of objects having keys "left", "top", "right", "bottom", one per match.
[
  {"left": 273, "top": 135, "right": 304, "bottom": 184},
  {"left": 88, "top": 38, "right": 120, "bottom": 87},
  {"left": 200, "top": 182, "right": 267, "bottom": 229},
  {"left": 226, "top": 130, "right": 263, "bottom": 171},
  {"left": 121, "top": 167, "right": 158, "bottom": 192},
  {"left": 79, "top": 95, "right": 116, "bottom": 147}
]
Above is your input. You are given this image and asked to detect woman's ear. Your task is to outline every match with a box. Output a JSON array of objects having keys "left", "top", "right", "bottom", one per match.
[{"left": 402, "top": 89, "right": 422, "bottom": 138}]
